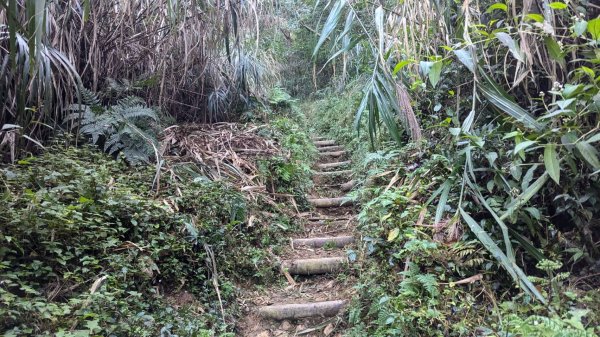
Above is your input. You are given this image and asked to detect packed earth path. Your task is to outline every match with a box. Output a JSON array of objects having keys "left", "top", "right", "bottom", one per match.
[{"left": 239, "top": 136, "right": 360, "bottom": 337}]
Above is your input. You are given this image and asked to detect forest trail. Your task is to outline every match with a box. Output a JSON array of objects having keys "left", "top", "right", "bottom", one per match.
[{"left": 238, "top": 137, "right": 359, "bottom": 336}]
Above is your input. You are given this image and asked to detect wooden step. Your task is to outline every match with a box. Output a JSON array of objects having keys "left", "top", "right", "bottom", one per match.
[
  {"left": 311, "top": 136, "right": 327, "bottom": 141},
  {"left": 319, "top": 150, "right": 346, "bottom": 158},
  {"left": 258, "top": 300, "right": 347, "bottom": 320},
  {"left": 314, "top": 140, "right": 336, "bottom": 147},
  {"left": 292, "top": 236, "right": 354, "bottom": 248},
  {"left": 317, "top": 160, "right": 351, "bottom": 170},
  {"left": 318, "top": 145, "right": 344, "bottom": 152},
  {"left": 313, "top": 169, "right": 353, "bottom": 177},
  {"left": 282, "top": 257, "right": 347, "bottom": 275},
  {"left": 309, "top": 197, "right": 355, "bottom": 208}
]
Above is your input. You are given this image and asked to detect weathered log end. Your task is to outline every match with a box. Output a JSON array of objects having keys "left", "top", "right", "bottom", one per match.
[
  {"left": 282, "top": 257, "right": 347, "bottom": 275},
  {"left": 340, "top": 180, "right": 356, "bottom": 192},
  {"left": 258, "top": 300, "right": 347, "bottom": 320}
]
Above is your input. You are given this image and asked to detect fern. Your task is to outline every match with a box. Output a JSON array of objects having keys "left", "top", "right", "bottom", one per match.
[{"left": 66, "top": 90, "right": 160, "bottom": 164}]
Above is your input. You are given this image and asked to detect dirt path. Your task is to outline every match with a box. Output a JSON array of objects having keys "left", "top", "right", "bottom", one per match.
[{"left": 238, "top": 137, "right": 359, "bottom": 337}]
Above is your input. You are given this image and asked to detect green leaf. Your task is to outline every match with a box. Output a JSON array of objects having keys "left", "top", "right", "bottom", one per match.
[
  {"left": 478, "top": 70, "right": 544, "bottom": 131},
  {"left": 525, "top": 14, "right": 545, "bottom": 23},
  {"left": 544, "top": 37, "right": 565, "bottom": 68},
  {"left": 588, "top": 18, "right": 600, "bottom": 40},
  {"left": 460, "top": 208, "right": 546, "bottom": 303},
  {"left": 575, "top": 141, "right": 600, "bottom": 169},
  {"left": 513, "top": 140, "right": 537, "bottom": 155},
  {"left": 313, "top": 0, "right": 346, "bottom": 57},
  {"left": 544, "top": 144, "right": 560, "bottom": 184},
  {"left": 586, "top": 133, "right": 600, "bottom": 143},
  {"left": 434, "top": 180, "right": 451, "bottom": 225},
  {"left": 548, "top": 2, "right": 568, "bottom": 9},
  {"left": 486, "top": 3, "right": 507, "bottom": 13},
  {"left": 495, "top": 32, "right": 524, "bottom": 62},
  {"left": 573, "top": 20, "right": 588, "bottom": 37},
  {"left": 392, "top": 60, "right": 413, "bottom": 75},
  {"left": 453, "top": 48, "right": 475, "bottom": 73},
  {"left": 501, "top": 172, "right": 549, "bottom": 221}
]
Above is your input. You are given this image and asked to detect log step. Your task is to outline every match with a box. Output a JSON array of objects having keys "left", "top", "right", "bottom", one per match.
[
  {"left": 282, "top": 257, "right": 347, "bottom": 275},
  {"left": 313, "top": 169, "right": 353, "bottom": 177},
  {"left": 309, "top": 197, "right": 355, "bottom": 208},
  {"left": 314, "top": 140, "right": 336, "bottom": 147},
  {"left": 319, "top": 151, "right": 346, "bottom": 158},
  {"left": 311, "top": 136, "right": 327, "bottom": 141},
  {"left": 258, "top": 300, "right": 347, "bottom": 320},
  {"left": 318, "top": 145, "right": 344, "bottom": 152},
  {"left": 292, "top": 236, "right": 354, "bottom": 248},
  {"left": 317, "top": 160, "right": 351, "bottom": 170}
]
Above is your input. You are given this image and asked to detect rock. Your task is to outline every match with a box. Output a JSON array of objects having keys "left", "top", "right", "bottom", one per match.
[
  {"left": 280, "top": 320, "right": 292, "bottom": 331},
  {"left": 256, "top": 331, "right": 271, "bottom": 337}
]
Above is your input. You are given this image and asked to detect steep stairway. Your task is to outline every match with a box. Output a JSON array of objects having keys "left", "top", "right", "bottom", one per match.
[{"left": 240, "top": 136, "right": 358, "bottom": 336}]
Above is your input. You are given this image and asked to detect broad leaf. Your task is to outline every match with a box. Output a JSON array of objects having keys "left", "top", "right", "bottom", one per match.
[
  {"left": 495, "top": 32, "right": 524, "bottom": 62},
  {"left": 587, "top": 18, "right": 600, "bottom": 41},
  {"left": 544, "top": 144, "right": 560, "bottom": 184}
]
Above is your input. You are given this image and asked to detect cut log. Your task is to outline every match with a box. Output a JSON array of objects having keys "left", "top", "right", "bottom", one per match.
[
  {"left": 258, "top": 300, "right": 347, "bottom": 320},
  {"left": 311, "top": 136, "right": 327, "bottom": 141},
  {"left": 319, "top": 151, "right": 346, "bottom": 158},
  {"left": 340, "top": 180, "right": 356, "bottom": 192},
  {"left": 292, "top": 236, "right": 354, "bottom": 248},
  {"left": 318, "top": 145, "right": 344, "bottom": 152},
  {"left": 314, "top": 140, "right": 336, "bottom": 147},
  {"left": 317, "top": 161, "right": 351, "bottom": 170},
  {"left": 282, "top": 257, "right": 347, "bottom": 275},
  {"left": 309, "top": 197, "right": 355, "bottom": 208},
  {"left": 313, "top": 169, "right": 353, "bottom": 177}
]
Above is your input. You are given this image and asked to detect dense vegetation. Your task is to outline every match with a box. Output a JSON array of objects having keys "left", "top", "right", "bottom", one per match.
[{"left": 1, "top": 0, "right": 600, "bottom": 336}]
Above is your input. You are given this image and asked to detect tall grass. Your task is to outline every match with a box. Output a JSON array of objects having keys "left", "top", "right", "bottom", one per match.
[{"left": 0, "top": 0, "right": 278, "bottom": 156}]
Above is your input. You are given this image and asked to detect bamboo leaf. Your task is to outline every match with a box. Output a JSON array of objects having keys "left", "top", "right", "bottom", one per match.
[
  {"left": 478, "top": 70, "right": 544, "bottom": 131},
  {"left": 495, "top": 32, "right": 524, "bottom": 63},
  {"left": 544, "top": 144, "right": 560, "bottom": 184},
  {"left": 500, "top": 172, "right": 549, "bottom": 221},
  {"left": 313, "top": 0, "right": 346, "bottom": 57},
  {"left": 460, "top": 208, "right": 546, "bottom": 303},
  {"left": 434, "top": 180, "right": 451, "bottom": 225},
  {"left": 453, "top": 48, "right": 475, "bottom": 73}
]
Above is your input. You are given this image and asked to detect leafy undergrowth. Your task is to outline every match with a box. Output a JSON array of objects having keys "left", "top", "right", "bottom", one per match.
[
  {"left": 306, "top": 95, "right": 600, "bottom": 336},
  {"left": 0, "top": 112, "right": 315, "bottom": 335}
]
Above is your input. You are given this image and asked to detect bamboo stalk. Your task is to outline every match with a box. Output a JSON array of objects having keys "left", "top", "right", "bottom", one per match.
[
  {"left": 282, "top": 257, "right": 347, "bottom": 275},
  {"left": 313, "top": 169, "right": 353, "bottom": 177},
  {"left": 309, "top": 197, "right": 355, "bottom": 208},
  {"left": 318, "top": 145, "right": 344, "bottom": 152},
  {"left": 314, "top": 140, "right": 336, "bottom": 147},
  {"left": 317, "top": 160, "right": 351, "bottom": 170},
  {"left": 319, "top": 151, "right": 346, "bottom": 158},
  {"left": 258, "top": 300, "right": 347, "bottom": 320},
  {"left": 292, "top": 236, "right": 354, "bottom": 248}
]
